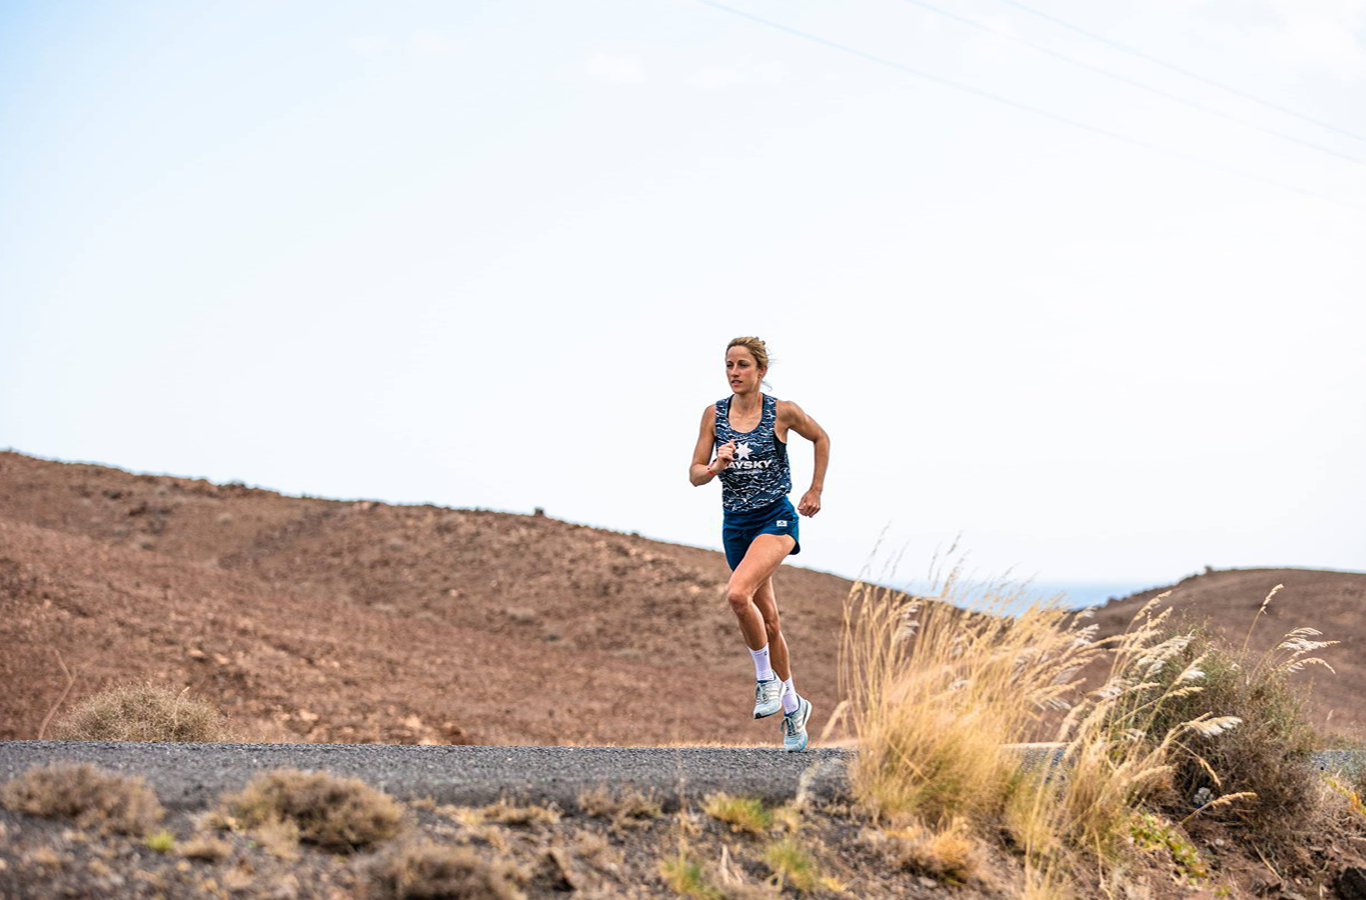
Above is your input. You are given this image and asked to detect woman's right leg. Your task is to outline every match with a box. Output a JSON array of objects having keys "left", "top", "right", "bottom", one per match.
[{"left": 726, "top": 534, "right": 796, "bottom": 649}]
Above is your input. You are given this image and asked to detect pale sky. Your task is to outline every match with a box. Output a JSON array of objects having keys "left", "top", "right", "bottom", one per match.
[{"left": 2, "top": 0, "right": 1363, "bottom": 605}]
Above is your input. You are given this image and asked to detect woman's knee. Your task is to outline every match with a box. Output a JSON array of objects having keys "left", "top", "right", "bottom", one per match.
[{"left": 726, "top": 583, "right": 755, "bottom": 613}]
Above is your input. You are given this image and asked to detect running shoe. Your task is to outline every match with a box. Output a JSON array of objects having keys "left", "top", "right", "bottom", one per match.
[
  {"left": 781, "top": 696, "right": 812, "bottom": 751},
  {"left": 753, "top": 677, "right": 782, "bottom": 719}
]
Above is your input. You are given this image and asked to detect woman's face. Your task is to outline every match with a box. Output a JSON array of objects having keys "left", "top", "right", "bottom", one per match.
[{"left": 726, "top": 347, "right": 764, "bottom": 394}]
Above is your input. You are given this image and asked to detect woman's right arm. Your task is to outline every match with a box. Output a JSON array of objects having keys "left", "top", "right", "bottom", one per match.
[{"left": 690, "top": 405, "right": 718, "bottom": 486}]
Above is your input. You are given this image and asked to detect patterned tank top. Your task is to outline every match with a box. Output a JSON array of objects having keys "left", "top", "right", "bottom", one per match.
[{"left": 714, "top": 393, "right": 792, "bottom": 513}]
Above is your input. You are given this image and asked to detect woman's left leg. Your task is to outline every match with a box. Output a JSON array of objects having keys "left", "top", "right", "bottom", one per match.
[{"left": 751, "top": 577, "right": 790, "bottom": 682}]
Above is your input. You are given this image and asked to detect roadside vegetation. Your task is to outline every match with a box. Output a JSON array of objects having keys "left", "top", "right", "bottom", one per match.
[
  {"left": 5, "top": 564, "right": 1366, "bottom": 897},
  {"left": 839, "top": 556, "right": 1352, "bottom": 898}
]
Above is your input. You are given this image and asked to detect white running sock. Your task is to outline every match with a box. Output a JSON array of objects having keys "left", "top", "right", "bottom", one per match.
[
  {"left": 781, "top": 678, "right": 798, "bottom": 714},
  {"left": 750, "top": 644, "right": 774, "bottom": 681}
]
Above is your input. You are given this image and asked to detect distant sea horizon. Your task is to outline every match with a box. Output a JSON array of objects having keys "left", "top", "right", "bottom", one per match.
[
  {"left": 1030, "top": 581, "right": 1164, "bottom": 609},
  {"left": 874, "top": 578, "right": 1165, "bottom": 612}
]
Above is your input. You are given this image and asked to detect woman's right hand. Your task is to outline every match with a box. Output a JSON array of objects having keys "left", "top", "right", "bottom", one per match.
[{"left": 713, "top": 440, "right": 737, "bottom": 471}]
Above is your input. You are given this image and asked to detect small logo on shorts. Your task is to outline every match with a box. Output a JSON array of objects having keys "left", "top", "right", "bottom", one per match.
[{"left": 776, "top": 520, "right": 788, "bottom": 527}]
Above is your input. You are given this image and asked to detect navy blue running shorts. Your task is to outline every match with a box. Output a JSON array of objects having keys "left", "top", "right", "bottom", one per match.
[{"left": 722, "top": 496, "right": 801, "bottom": 571}]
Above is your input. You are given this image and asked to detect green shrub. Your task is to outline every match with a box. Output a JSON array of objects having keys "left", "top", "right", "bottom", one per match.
[{"left": 1106, "top": 615, "right": 1321, "bottom": 850}]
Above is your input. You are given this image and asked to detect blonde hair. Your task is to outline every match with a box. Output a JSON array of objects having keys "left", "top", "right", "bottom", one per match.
[{"left": 726, "top": 336, "right": 770, "bottom": 371}]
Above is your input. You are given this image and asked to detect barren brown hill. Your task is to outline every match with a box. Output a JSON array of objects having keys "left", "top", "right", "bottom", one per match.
[
  {"left": 0, "top": 450, "right": 853, "bottom": 747},
  {"left": 1088, "top": 567, "right": 1366, "bottom": 741},
  {"left": 5, "top": 449, "right": 1365, "bottom": 749}
]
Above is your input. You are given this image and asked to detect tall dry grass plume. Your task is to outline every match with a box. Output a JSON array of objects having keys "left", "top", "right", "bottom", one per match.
[
  {"left": 840, "top": 556, "right": 1332, "bottom": 898},
  {"left": 839, "top": 557, "right": 1102, "bottom": 830}
]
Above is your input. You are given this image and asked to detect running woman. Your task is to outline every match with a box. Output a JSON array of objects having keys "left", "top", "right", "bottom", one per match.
[{"left": 689, "top": 336, "right": 830, "bottom": 751}]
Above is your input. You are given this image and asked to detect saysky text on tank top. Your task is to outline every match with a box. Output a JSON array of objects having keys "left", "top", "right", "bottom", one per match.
[{"left": 715, "top": 393, "right": 792, "bottom": 513}]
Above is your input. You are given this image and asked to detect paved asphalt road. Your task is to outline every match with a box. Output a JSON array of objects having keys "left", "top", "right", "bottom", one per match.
[
  {"left": 1, "top": 742, "right": 1362, "bottom": 813},
  {"left": 0, "top": 742, "right": 855, "bottom": 812}
]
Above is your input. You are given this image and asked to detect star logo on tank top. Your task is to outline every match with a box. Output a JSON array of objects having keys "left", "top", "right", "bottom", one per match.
[{"left": 735, "top": 442, "right": 753, "bottom": 460}]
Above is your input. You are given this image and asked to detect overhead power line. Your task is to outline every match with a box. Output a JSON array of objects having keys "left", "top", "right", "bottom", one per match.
[
  {"left": 687, "top": 0, "right": 1363, "bottom": 214},
  {"left": 899, "top": 0, "right": 1364, "bottom": 166},
  {"left": 987, "top": 0, "right": 1366, "bottom": 146}
]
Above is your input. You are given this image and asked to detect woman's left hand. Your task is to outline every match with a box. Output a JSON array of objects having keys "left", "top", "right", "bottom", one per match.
[{"left": 798, "top": 489, "right": 822, "bottom": 517}]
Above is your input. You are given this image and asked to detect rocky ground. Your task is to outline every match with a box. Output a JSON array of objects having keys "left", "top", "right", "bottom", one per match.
[
  {"left": 0, "top": 792, "right": 996, "bottom": 900},
  {"left": 7, "top": 764, "right": 1366, "bottom": 900}
]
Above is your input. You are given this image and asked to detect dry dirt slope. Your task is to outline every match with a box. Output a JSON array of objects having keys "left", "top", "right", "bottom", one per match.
[
  {"left": 0, "top": 450, "right": 853, "bottom": 747},
  {"left": 3, "top": 449, "right": 1365, "bottom": 747}
]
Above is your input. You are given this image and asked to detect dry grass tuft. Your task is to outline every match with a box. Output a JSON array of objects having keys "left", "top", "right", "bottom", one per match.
[
  {"left": 702, "top": 793, "right": 772, "bottom": 835},
  {"left": 840, "top": 566, "right": 1103, "bottom": 829},
  {"left": 218, "top": 768, "right": 404, "bottom": 853},
  {"left": 770, "top": 802, "right": 804, "bottom": 834},
  {"left": 868, "top": 816, "right": 986, "bottom": 884},
  {"left": 180, "top": 834, "right": 232, "bottom": 862},
  {"left": 143, "top": 828, "right": 176, "bottom": 852},
  {"left": 659, "top": 847, "right": 726, "bottom": 899},
  {"left": 0, "top": 762, "right": 164, "bottom": 835},
  {"left": 49, "top": 682, "right": 230, "bottom": 743},
  {"left": 568, "top": 829, "right": 625, "bottom": 872},
  {"left": 455, "top": 798, "right": 561, "bottom": 828},
  {"left": 577, "top": 784, "right": 664, "bottom": 827},
  {"left": 761, "top": 836, "right": 821, "bottom": 892},
  {"left": 366, "top": 839, "right": 528, "bottom": 900},
  {"left": 252, "top": 815, "right": 301, "bottom": 860}
]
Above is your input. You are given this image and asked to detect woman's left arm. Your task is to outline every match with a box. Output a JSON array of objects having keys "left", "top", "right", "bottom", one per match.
[{"left": 779, "top": 401, "right": 829, "bottom": 517}]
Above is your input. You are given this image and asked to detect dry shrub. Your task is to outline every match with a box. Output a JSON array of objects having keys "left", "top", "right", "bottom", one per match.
[
  {"left": 366, "top": 840, "right": 527, "bottom": 900},
  {"left": 577, "top": 784, "right": 663, "bottom": 827},
  {"left": 0, "top": 762, "right": 163, "bottom": 835},
  {"left": 219, "top": 768, "right": 404, "bottom": 852},
  {"left": 50, "top": 682, "right": 229, "bottom": 743}
]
